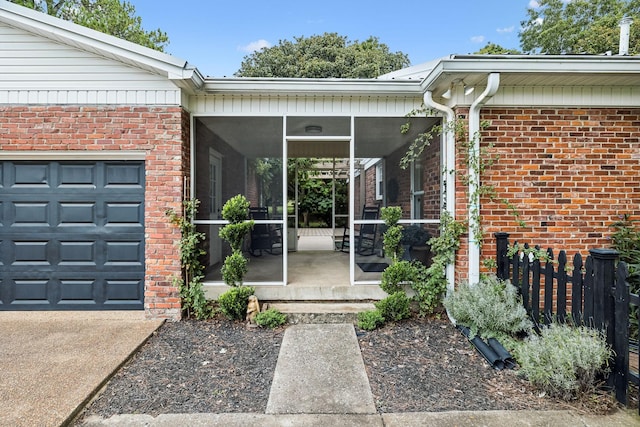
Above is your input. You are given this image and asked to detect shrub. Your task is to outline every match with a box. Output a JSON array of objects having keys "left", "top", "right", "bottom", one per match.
[
  {"left": 219, "top": 222, "right": 254, "bottom": 253},
  {"left": 221, "top": 194, "right": 250, "bottom": 223},
  {"left": 515, "top": 323, "right": 612, "bottom": 400},
  {"left": 411, "top": 262, "right": 447, "bottom": 317},
  {"left": 375, "top": 292, "right": 411, "bottom": 322},
  {"left": 218, "top": 286, "right": 255, "bottom": 321},
  {"left": 443, "top": 275, "right": 532, "bottom": 339},
  {"left": 221, "top": 251, "right": 248, "bottom": 287},
  {"left": 380, "top": 260, "right": 416, "bottom": 294},
  {"left": 255, "top": 308, "right": 287, "bottom": 328},
  {"left": 357, "top": 309, "right": 385, "bottom": 331},
  {"left": 380, "top": 206, "right": 402, "bottom": 226}
]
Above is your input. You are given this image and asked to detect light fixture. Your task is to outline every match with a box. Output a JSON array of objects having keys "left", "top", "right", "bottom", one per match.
[
  {"left": 441, "top": 86, "right": 452, "bottom": 99},
  {"left": 464, "top": 84, "right": 475, "bottom": 96},
  {"left": 305, "top": 125, "right": 322, "bottom": 134}
]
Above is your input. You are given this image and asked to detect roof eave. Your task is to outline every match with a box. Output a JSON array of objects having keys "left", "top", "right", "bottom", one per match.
[
  {"left": 420, "top": 55, "right": 640, "bottom": 91},
  {"left": 202, "top": 77, "right": 424, "bottom": 97}
]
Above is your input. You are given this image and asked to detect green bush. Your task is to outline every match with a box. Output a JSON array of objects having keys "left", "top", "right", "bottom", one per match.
[
  {"left": 357, "top": 309, "right": 385, "bottom": 331},
  {"left": 380, "top": 206, "right": 402, "bottom": 226},
  {"left": 255, "top": 308, "right": 287, "bottom": 328},
  {"left": 443, "top": 275, "right": 532, "bottom": 339},
  {"left": 219, "top": 222, "right": 254, "bottom": 253},
  {"left": 515, "top": 323, "right": 612, "bottom": 400},
  {"left": 411, "top": 262, "right": 447, "bottom": 317},
  {"left": 380, "top": 260, "right": 416, "bottom": 294},
  {"left": 221, "top": 251, "right": 248, "bottom": 287},
  {"left": 218, "top": 286, "right": 255, "bottom": 321},
  {"left": 221, "top": 194, "right": 250, "bottom": 223},
  {"left": 375, "top": 292, "right": 411, "bottom": 322}
]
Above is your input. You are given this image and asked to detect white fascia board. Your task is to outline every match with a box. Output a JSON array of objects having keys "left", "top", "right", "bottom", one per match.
[
  {"left": 420, "top": 55, "right": 640, "bottom": 90},
  {"left": 203, "top": 78, "right": 424, "bottom": 97},
  {"left": 0, "top": 1, "right": 203, "bottom": 90}
]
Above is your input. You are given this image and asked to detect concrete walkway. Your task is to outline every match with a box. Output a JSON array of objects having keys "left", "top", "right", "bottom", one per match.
[
  {"left": 266, "top": 324, "right": 375, "bottom": 414},
  {"left": 0, "top": 311, "right": 163, "bottom": 427}
]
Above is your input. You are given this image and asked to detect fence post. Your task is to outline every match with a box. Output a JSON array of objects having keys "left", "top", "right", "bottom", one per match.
[
  {"left": 613, "top": 262, "right": 630, "bottom": 405},
  {"left": 589, "top": 248, "right": 619, "bottom": 388},
  {"left": 495, "top": 232, "right": 509, "bottom": 280}
]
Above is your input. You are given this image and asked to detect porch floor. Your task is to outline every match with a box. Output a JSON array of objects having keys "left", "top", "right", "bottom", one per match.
[{"left": 204, "top": 228, "right": 389, "bottom": 301}]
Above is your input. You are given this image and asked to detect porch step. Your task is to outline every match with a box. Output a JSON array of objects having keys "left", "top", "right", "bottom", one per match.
[{"left": 264, "top": 302, "right": 375, "bottom": 324}]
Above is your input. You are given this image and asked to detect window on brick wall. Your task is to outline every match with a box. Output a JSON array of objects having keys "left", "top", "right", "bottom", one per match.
[
  {"left": 375, "top": 162, "right": 383, "bottom": 201},
  {"left": 411, "top": 158, "right": 424, "bottom": 219}
]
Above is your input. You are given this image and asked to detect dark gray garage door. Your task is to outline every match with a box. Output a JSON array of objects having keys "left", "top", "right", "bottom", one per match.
[{"left": 0, "top": 160, "right": 145, "bottom": 310}]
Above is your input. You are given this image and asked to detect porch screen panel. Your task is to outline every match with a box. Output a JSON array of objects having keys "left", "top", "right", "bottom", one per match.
[{"left": 194, "top": 117, "right": 284, "bottom": 284}]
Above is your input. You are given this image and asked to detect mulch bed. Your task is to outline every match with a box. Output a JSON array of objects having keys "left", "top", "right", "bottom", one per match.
[{"left": 75, "top": 316, "right": 615, "bottom": 424}]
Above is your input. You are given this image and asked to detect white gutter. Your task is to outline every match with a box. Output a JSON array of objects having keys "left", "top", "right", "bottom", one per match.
[
  {"left": 468, "top": 73, "right": 500, "bottom": 285},
  {"left": 423, "top": 91, "right": 456, "bottom": 298}
]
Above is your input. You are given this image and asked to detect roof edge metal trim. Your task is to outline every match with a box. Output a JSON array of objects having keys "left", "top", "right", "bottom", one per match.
[{"left": 420, "top": 55, "right": 640, "bottom": 90}]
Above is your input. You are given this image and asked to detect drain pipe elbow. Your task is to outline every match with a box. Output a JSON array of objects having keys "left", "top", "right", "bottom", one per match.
[
  {"left": 468, "top": 73, "right": 500, "bottom": 286},
  {"left": 423, "top": 91, "right": 457, "bottom": 321}
]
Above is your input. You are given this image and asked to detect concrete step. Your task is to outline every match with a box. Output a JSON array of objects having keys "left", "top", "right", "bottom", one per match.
[{"left": 265, "top": 302, "right": 375, "bottom": 324}]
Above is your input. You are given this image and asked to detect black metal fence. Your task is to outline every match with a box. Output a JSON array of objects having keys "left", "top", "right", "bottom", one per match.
[{"left": 495, "top": 232, "right": 639, "bottom": 411}]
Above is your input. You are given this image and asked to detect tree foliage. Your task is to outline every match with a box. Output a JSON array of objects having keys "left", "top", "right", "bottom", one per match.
[
  {"left": 236, "top": 32, "right": 410, "bottom": 78},
  {"left": 520, "top": 0, "right": 640, "bottom": 55},
  {"left": 10, "top": 0, "right": 169, "bottom": 51},
  {"left": 475, "top": 42, "right": 521, "bottom": 55}
]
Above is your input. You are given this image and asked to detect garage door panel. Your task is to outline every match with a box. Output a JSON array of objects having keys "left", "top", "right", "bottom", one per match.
[
  {"left": 59, "top": 279, "right": 97, "bottom": 303},
  {"left": 59, "top": 202, "right": 96, "bottom": 225},
  {"left": 12, "top": 163, "right": 51, "bottom": 187},
  {"left": 105, "top": 163, "right": 144, "bottom": 187},
  {"left": 105, "top": 241, "right": 144, "bottom": 266},
  {"left": 12, "top": 241, "right": 51, "bottom": 265},
  {"left": 0, "top": 160, "right": 145, "bottom": 310},
  {"left": 13, "top": 202, "right": 50, "bottom": 225},
  {"left": 13, "top": 279, "right": 49, "bottom": 302},
  {"left": 105, "top": 279, "right": 143, "bottom": 302},
  {"left": 59, "top": 241, "right": 96, "bottom": 265},
  {"left": 59, "top": 163, "right": 96, "bottom": 187}
]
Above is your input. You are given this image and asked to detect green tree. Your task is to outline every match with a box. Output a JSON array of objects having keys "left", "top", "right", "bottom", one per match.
[
  {"left": 520, "top": 0, "right": 640, "bottom": 54},
  {"left": 475, "top": 42, "right": 521, "bottom": 54},
  {"left": 10, "top": 0, "right": 169, "bottom": 51},
  {"left": 236, "top": 32, "right": 410, "bottom": 78}
]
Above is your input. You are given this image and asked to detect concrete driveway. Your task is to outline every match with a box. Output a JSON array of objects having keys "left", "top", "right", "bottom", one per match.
[{"left": 0, "top": 311, "right": 163, "bottom": 427}]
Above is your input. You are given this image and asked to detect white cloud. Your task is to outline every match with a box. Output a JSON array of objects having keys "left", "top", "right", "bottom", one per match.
[
  {"left": 529, "top": 0, "right": 540, "bottom": 7},
  {"left": 471, "top": 35, "right": 485, "bottom": 44},
  {"left": 238, "top": 39, "right": 271, "bottom": 53},
  {"left": 497, "top": 26, "right": 515, "bottom": 34}
]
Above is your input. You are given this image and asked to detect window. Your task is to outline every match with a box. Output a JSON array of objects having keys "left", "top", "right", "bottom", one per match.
[{"left": 375, "top": 162, "right": 383, "bottom": 201}]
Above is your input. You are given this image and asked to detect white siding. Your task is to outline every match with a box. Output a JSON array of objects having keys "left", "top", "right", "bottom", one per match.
[
  {"left": 487, "top": 85, "right": 640, "bottom": 107},
  {"left": 187, "top": 94, "right": 423, "bottom": 116},
  {"left": 0, "top": 23, "right": 181, "bottom": 105}
]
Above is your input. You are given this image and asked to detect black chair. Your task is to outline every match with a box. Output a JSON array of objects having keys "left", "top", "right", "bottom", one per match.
[
  {"left": 249, "top": 207, "right": 281, "bottom": 256},
  {"left": 339, "top": 206, "right": 379, "bottom": 255}
]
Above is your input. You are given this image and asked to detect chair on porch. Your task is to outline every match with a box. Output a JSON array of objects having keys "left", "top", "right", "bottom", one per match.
[
  {"left": 339, "top": 205, "right": 380, "bottom": 255},
  {"left": 249, "top": 207, "right": 281, "bottom": 256}
]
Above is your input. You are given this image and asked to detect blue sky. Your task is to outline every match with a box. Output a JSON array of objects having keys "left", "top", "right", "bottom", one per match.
[{"left": 127, "top": 0, "right": 537, "bottom": 77}]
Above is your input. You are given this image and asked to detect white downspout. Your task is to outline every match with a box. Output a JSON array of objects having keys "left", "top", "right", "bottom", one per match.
[
  {"left": 423, "top": 91, "right": 456, "bottom": 298},
  {"left": 468, "top": 73, "right": 500, "bottom": 285}
]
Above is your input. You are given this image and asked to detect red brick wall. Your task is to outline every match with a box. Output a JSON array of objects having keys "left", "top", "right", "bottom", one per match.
[
  {"left": 453, "top": 107, "right": 640, "bottom": 282},
  {"left": 0, "top": 105, "right": 187, "bottom": 320}
]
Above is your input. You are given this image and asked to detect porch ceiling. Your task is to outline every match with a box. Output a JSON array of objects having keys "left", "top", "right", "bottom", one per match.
[{"left": 196, "top": 116, "right": 440, "bottom": 159}]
